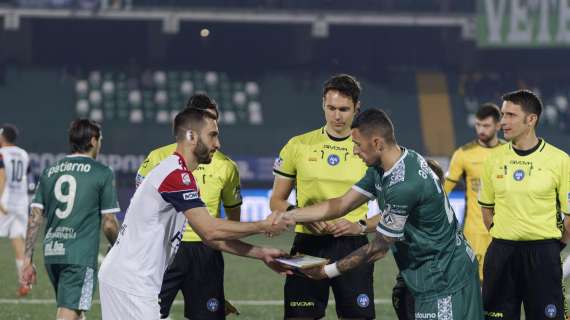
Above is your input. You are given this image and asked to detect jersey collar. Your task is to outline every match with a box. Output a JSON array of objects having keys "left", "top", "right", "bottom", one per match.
[
  {"left": 321, "top": 127, "right": 351, "bottom": 142},
  {"left": 173, "top": 152, "right": 190, "bottom": 172},
  {"left": 383, "top": 147, "right": 408, "bottom": 178}
]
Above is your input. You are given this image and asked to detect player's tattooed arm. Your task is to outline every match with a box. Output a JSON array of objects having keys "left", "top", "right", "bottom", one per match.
[
  {"left": 102, "top": 213, "right": 120, "bottom": 245},
  {"left": 24, "top": 207, "right": 44, "bottom": 263},
  {"left": 337, "top": 232, "right": 395, "bottom": 273}
]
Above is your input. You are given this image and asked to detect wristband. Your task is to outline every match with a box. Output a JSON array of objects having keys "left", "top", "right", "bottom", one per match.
[
  {"left": 286, "top": 205, "right": 297, "bottom": 211},
  {"left": 323, "top": 263, "right": 341, "bottom": 278}
]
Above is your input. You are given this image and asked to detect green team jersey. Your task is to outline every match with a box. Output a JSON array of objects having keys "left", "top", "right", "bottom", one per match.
[
  {"left": 353, "top": 148, "right": 477, "bottom": 301},
  {"left": 31, "top": 155, "right": 120, "bottom": 267}
]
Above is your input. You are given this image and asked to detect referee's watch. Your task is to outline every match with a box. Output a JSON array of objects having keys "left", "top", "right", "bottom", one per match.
[{"left": 357, "top": 219, "right": 367, "bottom": 235}]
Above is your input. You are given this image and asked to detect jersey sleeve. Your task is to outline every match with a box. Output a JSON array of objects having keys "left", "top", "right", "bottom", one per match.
[
  {"left": 30, "top": 173, "right": 45, "bottom": 210},
  {"left": 376, "top": 183, "right": 418, "bottom": 239},
  {"left": 159, "top": 170, "right": 205, "bottom": 213},
  {"left": 136, "top": 151, "right": 159, "bottom": 188},
  {"left": 478, "top": 154, "right": 495, "bottom": 208},
  {"left": 558, "top": 156, "right": 570, "bottom": 215},
  {"left": 221, "top": 161, "right": 242, "bottom": 209},
  {"left": 100, "top": 168, "right": 121, "bottom": 215},
  {"left": 444, "top": 149, "right": 464, "bottom": 194},
  {"left": 273, "top": 138, "right": 297, "bottom": 179},
  {"left": 352, "top": 167, "right": 376, "bottom": 200}
]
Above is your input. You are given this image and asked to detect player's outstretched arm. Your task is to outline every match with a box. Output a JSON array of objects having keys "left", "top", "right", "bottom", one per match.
[
  {"left": 185, "top": 207, "right": 291, "bottom": 241},
  {"left": 301, "top": 231, "right": 395, "bottom": 280},
  {"left": 274, "top": 188, "right": 369, "bottom": 225},
  {"left": 20, "top": 206, "right": 43, "bottom": 286},
  {"left": 203, "top": 239, "right": 293, "bottom": 275},
  {"left": 101, "top": 213, "right": 120, "bottom": 245}
]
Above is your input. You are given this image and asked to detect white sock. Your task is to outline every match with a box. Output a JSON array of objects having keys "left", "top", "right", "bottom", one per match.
[
  {"left": 563, "top": 255, "right": 570, "bottom": 280},
  {"left": 15, "top": 259, "right": 23, "bottom": 280}
]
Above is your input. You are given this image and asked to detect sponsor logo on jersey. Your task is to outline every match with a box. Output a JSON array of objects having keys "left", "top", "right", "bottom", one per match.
[
  {"left": 206, "top": 298, "right": 219, "bottom": 312},
  {"left": 183, "top": 191, "right": 199, "bottom": 200},
  {"left": 513, "top": 169, "right": 525, "bottom": 181},
  {"left": 181, "top": 172, "right": 191, "bottom": 185},
  {"left": 327, "top": 154, "right": 340, "bottom": 166},
  {"left": 356, "top": 294, "right": 370, "bottom": 308},
  {"left": 545, "top": 304, "right": 557, "bottom": 318},
  {"left": 273, "top": 157, "right": 283, "bottom": 170}
]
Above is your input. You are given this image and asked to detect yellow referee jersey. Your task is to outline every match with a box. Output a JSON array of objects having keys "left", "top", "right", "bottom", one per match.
[
  {"left": 478, "top": 139, "right": 570, "bottom": 241},
  {"left": 137, "top": 144, "right": 242, "bottom": 242},
  {"left": 444, "top": 140, "right": 505, "bottom": 236},
  {"left": 273, "top": 127, "right": 368, "bottom": 234}
]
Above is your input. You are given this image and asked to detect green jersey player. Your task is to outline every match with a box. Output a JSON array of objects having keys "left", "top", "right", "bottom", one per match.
[
  {"left": 274, "top": 108, "right": 483, "bottom": 319},
  {"left": 21, "top": 119, "right": 120, "bottom": 320}
]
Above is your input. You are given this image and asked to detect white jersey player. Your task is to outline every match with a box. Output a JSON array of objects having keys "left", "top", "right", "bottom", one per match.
[
  {"left": 0, "top": 124, "right": 31, "bottom": 296},
  {"left": 98, "top": 108, "right": 293, "bottom": 320}
]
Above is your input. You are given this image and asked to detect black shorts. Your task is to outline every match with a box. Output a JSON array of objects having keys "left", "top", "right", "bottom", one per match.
[
  {"left": 392, "top": 273, "right": 415, "bottom": 320},
  {"left": 284, "top": 233, "right": 375, "bottom": 319},
  {"left": 483, "top": 238, "right": 566, "bottom": 320},
  {"left": 159, "top": 242, "right": 225, "bottom": 319}
]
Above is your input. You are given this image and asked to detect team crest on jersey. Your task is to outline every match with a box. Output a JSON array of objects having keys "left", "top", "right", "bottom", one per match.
[
  {"left": 207, "top": 298, "right": 220, "bottom": 312},
  {"left": 545, "top": 304, "right": 557, "bottom": 318},
  {"left": 513, "top": 169, "right": 525, "bottom": 181},
  {"left": 181, "top": 172, "right": 191, "bottom": 185},
  {"left": 327, "top": 154, "right": 340, "bottom": 166},
  {"left": 356, "top": 294, "right": 370, "bottom": 308}
]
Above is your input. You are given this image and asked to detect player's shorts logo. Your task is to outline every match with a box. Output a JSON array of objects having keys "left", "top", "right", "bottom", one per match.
[
  {"left": 207, "top": 298, "right": 219, "bottom": 312},
  {"left": 545, "top": 304, "right": 557, "bottom": 318},
  {"left": 327, "top": 154, "right": 340, "bottom": 166},
  {"left": 356, "top": 294, "right": 370, "bottom": 308},
  {"left": 513, "top": 169, "right": 525, "bottom": 181}
]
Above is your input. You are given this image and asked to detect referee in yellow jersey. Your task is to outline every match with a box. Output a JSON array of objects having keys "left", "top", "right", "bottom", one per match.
[
  {"left": 136, "top": 94, "right": 243, "bottom": 319},
  {"left": 444, "top": 103, "right": 504, "bottom": 281},
  {"left": 479, "top": 89, "right": 570, "bottom": 320},
  {"left": 270, "top": 74, "right": 375, "bottom": 319}
]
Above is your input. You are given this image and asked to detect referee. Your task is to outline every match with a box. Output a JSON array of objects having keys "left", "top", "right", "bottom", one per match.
[{"left": 478, "top": 89, "right": 570, "bottom": 320}]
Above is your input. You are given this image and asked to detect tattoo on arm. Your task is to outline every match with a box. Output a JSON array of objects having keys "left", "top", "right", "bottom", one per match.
[
  {"left": 337, "top": 233, "right": 394, "bottom": 273},
  {"left": 24, "top": 207, "right": 44, "bottom": 262}
]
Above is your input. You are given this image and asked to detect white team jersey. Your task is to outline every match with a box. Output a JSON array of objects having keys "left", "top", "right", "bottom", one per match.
[
  {"left": 99, "top": 153, "right": 205, "bottom": 297},
  {"left": 0, "top": 146, "right": 30, "bottom": 210}
]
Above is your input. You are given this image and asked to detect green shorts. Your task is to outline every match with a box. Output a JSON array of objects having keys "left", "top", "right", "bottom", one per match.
[
  {"left": 415, "top": 271, "right": 483, "bottom": 320},
  {"left": 45, "top": 264, "right": 96, "bottom": 311}
]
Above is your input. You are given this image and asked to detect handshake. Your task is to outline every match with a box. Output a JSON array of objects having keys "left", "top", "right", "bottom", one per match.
[{"left": 262, "top": 211, "right": 296, "bottom": 238}]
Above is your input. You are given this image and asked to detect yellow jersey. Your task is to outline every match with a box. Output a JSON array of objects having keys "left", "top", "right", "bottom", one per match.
[
  {"left": 137, "top": 144, "right": 242, "bottom": 242},
  {"left": 444, "top": 139, "right": 505, "bottom": 235},
  {"left": 478, "top": 139, "right": 570, "bottom": 241},
  {"left": 273, "top": 127, "right": 368, "bottom": 234}
]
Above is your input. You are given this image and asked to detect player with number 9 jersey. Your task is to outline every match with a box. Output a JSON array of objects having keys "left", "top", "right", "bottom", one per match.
[{"left": 31, "top": 154, "right": 120, "bottom": 266}]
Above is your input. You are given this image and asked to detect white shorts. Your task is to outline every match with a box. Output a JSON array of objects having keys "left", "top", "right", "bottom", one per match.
[
  {"left": 99, "top": 281, "right": 160, "bottom": 320},
  {"left": 0, "top": 207, "right": 27, "bottom": 239}
]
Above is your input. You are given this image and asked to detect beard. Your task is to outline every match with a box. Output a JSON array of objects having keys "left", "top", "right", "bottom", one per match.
[
  {"left": 194, "top": 138, "right": 213, "bottom": 164},
  {"left": 479, "top": 133, "right": 494, "bottom": 144}
]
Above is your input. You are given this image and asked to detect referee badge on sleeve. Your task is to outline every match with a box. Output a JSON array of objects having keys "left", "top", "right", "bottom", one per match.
[{"left": 273, "top": 157, "right": 283, "bottom": 170}]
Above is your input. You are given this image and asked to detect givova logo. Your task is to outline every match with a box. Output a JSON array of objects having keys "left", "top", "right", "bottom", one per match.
[
  {"left": 183, "top": 191, "right": 199, "bottom": 200},
  {"left": 290, "top": 301, "right": 315, "bottom": 307}
]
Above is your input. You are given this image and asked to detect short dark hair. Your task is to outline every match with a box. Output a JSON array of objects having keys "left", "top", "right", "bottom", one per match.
[
  {"left": 173, "top": 108, "right": 217, "bottom": 142},
  {"left": 186, "top": 93, "right": 219, "bottom": 119},
  {"left": 502, "top": 89, "right": 543, "bottom": 126},
  {"left": 322, "top": 74, "right": 361, "bottom": 105},
  {"left": 351, "top": 108, "right": 396, "bottom": 145},
  {"left": 0, "top": 124, "right": 19, "bottom": 143},
  {"left": 476, "top": 103, "right": 501, "bottom": 123},
  {"left": 69, "top": 119, "right": 101, "bottom": 153}
]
